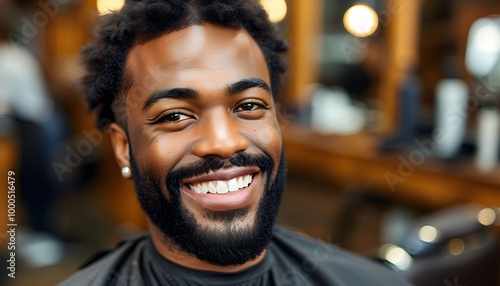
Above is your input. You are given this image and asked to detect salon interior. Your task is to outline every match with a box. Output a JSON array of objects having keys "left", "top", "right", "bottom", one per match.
[{"left": 1, "top": 0, "right": 500, "bottom": 285}]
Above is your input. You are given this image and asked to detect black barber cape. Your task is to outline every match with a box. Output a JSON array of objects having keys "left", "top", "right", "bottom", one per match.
[{"left": 60, "top": 227, "right": 412, "bottom": 285}]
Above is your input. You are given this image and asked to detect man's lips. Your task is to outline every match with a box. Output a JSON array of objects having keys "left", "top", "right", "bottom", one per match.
[
  {"left": 182, "top": 166, "right": 260, "bottom": 194},
  {"left": 187, "top": 173, "right": 253, "bottom": 194},
  {"left": 180, "top": 167, "right": 262, "bottom": 211}
]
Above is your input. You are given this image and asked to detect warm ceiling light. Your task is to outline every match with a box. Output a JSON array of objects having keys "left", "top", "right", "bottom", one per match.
[
  {"left": 343, "top": 4, "right": 379, "bottom": 37},
  {"left": 261, "top": 0, "right": 287, "bottom": 23},
  {"left": 97, "top": 0, "right": 125, "bottom": 15}
]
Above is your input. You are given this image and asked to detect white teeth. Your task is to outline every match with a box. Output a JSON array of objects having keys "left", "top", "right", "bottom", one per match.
[
  {"left": 228, "top": 178, "right": 238, "bottom": 192},
  {"left": 237, "top": 177, "right": 245, "bottom": 188},
  {"left": 208, "top": 181, "right": 217, "bottom": 193},
  {"left": 193, "top": 185, "right": 200, "bottom": 193},
  {"left": 188, "top": 174, "right": 254, "bottom": 194},
  {"left": 201, "top": 182, "right": 209, "bottom": 194},
  {"left": 216, "top": 181, "right": 229, "bottom": 193},
  {"left": 244, "top": 174, "right": 252, "bottom": 186}
]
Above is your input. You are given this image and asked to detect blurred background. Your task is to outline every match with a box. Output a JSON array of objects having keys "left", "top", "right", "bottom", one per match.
[{"left": 1, "top": 0, "right": 500, "bottom": 285}]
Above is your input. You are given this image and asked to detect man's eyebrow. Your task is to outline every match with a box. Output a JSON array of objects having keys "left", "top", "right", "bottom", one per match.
[
  {"left": 226, "top": 78, "right": 271, "bottom": 96},
  {"left": 142, "top": 78, "right": 270, "bottom": 111},
  {"left": 142, "top": 88, "right": 198, "bottom": 111}
]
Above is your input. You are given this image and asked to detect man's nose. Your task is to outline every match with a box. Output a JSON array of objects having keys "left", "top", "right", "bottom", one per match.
[{"left": 192, "top": 110, "right": 249, "bottom": 159}]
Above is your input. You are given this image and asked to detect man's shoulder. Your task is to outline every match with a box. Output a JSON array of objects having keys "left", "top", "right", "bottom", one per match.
[
  {"left": 270, "top": 227, "right": 413, "bottom": 286},
  {"left": 58, "top": 234, "right": 149, "bottom": 286}
]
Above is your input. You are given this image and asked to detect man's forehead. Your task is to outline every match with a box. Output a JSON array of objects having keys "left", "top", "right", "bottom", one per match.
[
  {"left": 124, "top": 24, "right": 270, "bottom": 105},
  {"left": 127, "top": 25, "right": 265, "bottom": 76}
]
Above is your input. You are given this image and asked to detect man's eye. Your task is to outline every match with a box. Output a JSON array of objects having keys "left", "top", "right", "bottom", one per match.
[
  {"left": 158, "top": 112, "right": 190, "bottom": 122},
  {"left": 236, "top": 102, "right": 267, "bottom": 112}
]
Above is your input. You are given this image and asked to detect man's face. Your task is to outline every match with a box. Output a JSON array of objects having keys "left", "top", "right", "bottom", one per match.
[{"left": 113, "top": 25, "right": 286, "bottom": 266}]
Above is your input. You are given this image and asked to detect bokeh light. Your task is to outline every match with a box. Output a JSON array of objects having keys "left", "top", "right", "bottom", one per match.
[
  {"left": 97, "top": 0, "right": 125, "bottom": 15},
  {"left": 379, "top": 244, "right": 413, "bottom": 271},
  {"left": 343, "top": 4, "right": 379, "bottom": 37},
  {"left": 465, "top": 17, "right": 500, "bottom": 77},
  {"left": 418, "top": 225, "right": 439, "bottom": 243},
  {"left": 477, "top": 208, "right": 496, "bottom": 226},
  {"left": 448, "top": 238, "right": 465, "bottom": 256},
  {"left": 261, "top": 0, "right": 288, "bottom": 23}
]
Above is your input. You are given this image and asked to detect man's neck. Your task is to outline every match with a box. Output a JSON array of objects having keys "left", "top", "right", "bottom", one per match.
[{"left": 148, "top": 221, "right": 267, "bottom": 272}]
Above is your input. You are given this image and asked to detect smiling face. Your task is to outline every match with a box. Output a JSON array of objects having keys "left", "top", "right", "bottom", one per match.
[{"left": 109, "top": 24, "right": 286, "bottom": 269}]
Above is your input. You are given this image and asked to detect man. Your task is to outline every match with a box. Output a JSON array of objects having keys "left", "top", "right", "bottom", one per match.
[{"left": 61, "top": 0, "right": 411, "bottom": 285}]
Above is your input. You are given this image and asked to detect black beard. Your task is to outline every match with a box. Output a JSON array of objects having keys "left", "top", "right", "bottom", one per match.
[{"left": 129, "top": 150, "right": 287, "bottom": 267}]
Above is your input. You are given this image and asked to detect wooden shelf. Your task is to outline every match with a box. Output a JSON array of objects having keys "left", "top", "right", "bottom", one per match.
[{"left": 283, "top": 125, "right": 500, "bottom": 209}]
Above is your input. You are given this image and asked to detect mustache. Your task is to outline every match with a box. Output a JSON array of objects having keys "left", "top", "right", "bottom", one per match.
[{"left": 166, "top": 152, "right": 274, "bottom": 195}]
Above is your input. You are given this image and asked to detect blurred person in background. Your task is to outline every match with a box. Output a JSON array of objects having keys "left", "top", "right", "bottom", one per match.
[{"left": 0, "top": 0, "right": 65, "bottom": 268}]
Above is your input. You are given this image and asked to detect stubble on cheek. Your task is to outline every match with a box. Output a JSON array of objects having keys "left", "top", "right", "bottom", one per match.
[
  {"left": 252, "top": 124, "right": 282, "bottom": 179},
  {"left": 132, "top": 132, "right": 191, "bottom": 203},
  {"left": 129, "top": 141, "right": 173, "bottom": 204}
]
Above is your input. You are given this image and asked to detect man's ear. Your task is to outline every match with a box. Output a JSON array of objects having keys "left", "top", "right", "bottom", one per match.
[{"left": 109, "top": 123, "right": 131, "bottom": 177}]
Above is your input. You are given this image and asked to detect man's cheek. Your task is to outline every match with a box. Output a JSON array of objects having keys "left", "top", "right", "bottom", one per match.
[
  {"left": 254, "top": 126, "right": 282, "bottom": 154},
  {"left": 251, "top": 125, "right": 282, "bottom": 179}
]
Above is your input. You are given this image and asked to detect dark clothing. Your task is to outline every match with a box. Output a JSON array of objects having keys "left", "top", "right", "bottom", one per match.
[{"left": 60, "top": 227, "right": 411, "bottom": 285}]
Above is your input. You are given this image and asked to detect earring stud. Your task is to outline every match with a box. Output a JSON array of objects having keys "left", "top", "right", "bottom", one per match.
[{"left": 121, "top": 166, "right": 130, "bottom": 178}]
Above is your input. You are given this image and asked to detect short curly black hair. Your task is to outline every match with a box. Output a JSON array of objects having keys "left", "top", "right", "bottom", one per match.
[{"left": 81, "top": 0, "right": 289, "bottom": 129}]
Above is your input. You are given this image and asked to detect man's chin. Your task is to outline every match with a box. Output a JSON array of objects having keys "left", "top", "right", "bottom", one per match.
[
  {"left": 203, "top": 207, "right": 251, "bottom": 223},
  {"left": 173, "top": 205, "right": 266, "bottom": 266}
]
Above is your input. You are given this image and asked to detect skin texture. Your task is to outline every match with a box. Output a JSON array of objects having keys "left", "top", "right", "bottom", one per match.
[{"left": 108, "top": 24, "right": 283, "bottom": 272}]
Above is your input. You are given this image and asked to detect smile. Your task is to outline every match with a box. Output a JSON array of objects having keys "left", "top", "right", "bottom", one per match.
[
  {"left": 181, "top": 167, "right": 262, "bottom": 211},
  {"left": 187, "top": 174, "right": 253, "bottom": 194}
]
